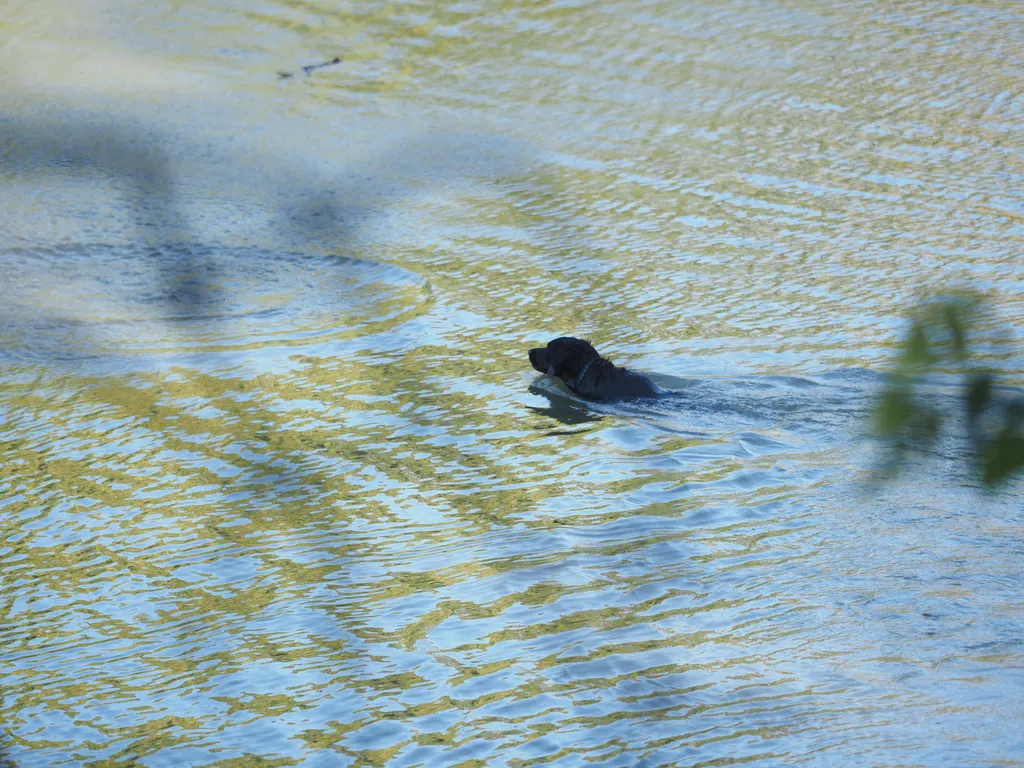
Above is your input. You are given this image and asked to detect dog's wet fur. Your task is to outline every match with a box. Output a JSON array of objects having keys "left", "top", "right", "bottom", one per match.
[{"left": 529, "top": 337, "right": 663, "bottom": 402}]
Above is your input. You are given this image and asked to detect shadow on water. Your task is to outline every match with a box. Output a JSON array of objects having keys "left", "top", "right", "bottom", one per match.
[
  {"left": 527, "top": 382, "right": 604, "bottom": 429},
  {"left": 0, "top": 114, "right": 216, "bottom": 313},
  {"left": 0, "top": 113, "right": 528, "bottom": 323},
  {"left": 0, "top": 108, "right": 542, "bottom": 467},
  {"left": 0, "top": 109, "right": 547, "bottom": 764}
]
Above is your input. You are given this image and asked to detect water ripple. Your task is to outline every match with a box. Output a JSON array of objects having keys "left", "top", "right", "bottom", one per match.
[{"left": 2, "top": 0, "right": 1023, "bottom": 765}]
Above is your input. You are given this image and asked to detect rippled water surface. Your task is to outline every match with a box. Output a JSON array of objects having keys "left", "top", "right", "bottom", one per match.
[{"left": 2, "top": 0, "right": 1022, "bottom": 765}]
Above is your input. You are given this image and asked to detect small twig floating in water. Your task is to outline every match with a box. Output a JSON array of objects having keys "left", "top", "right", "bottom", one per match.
[
  {"left": 302, "top": 56, "right": 342, "bottom": 74},
  {"left": 277, "top": 56, "right": 342, "bottom": 80}
]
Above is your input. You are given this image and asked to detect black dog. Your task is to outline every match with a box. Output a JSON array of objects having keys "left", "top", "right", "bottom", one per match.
[{"left": 528, "top": 337, "right": 663, "bottom": 402}]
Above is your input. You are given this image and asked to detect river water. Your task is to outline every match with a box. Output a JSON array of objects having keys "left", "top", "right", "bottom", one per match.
[{"left": 1, "top": 0, "right": 1022, "bottom": 766}]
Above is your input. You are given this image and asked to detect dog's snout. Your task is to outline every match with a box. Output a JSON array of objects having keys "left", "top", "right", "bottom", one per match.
[{"left": 528, "top": 347, "right": 549, "bottom": 374}]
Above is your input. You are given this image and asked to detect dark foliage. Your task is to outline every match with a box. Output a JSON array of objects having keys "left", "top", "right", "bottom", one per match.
[{"left": 874, "top": 295, "right": 1024, "bottom": 486}]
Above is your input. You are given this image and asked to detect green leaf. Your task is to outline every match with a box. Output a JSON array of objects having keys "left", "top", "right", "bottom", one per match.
[
  {"left": 902, "top": 322, "right": 931, "bottom": 368},
  {"left": 942, "top": 301, "right": 967, "bottom": 360},
  {"left": 965, "top": 374, "right": 992, "bottom": 424},
  {"left": 875, "top": 383, "right": 914, "bottom": 436},
  {"left": 980, "top": 424, "right": 1024, "bottom": 485}
]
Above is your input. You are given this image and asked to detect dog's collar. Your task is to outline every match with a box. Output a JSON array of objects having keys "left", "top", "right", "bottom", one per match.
[{"left": 569, "top": 357, "right": 597, "bottom": 392}]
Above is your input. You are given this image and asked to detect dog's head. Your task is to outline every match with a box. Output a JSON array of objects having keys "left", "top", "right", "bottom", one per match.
[{"left": 529, "top": 337, "right": 599, "bottom": 384}]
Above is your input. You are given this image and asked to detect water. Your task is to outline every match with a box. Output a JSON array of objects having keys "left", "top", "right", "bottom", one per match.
[{"left": 1, "top": 0, "right": 1022, "bottom": 765}]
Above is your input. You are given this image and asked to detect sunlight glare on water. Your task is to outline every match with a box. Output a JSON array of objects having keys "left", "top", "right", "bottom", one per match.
[{"left": 0, "top": 0, "right": 1022, "bottom": 766}]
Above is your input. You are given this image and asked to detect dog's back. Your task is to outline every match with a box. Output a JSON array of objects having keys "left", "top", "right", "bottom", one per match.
[{"left": 575, "top": 358, "right": 662, "bottom": 401}]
